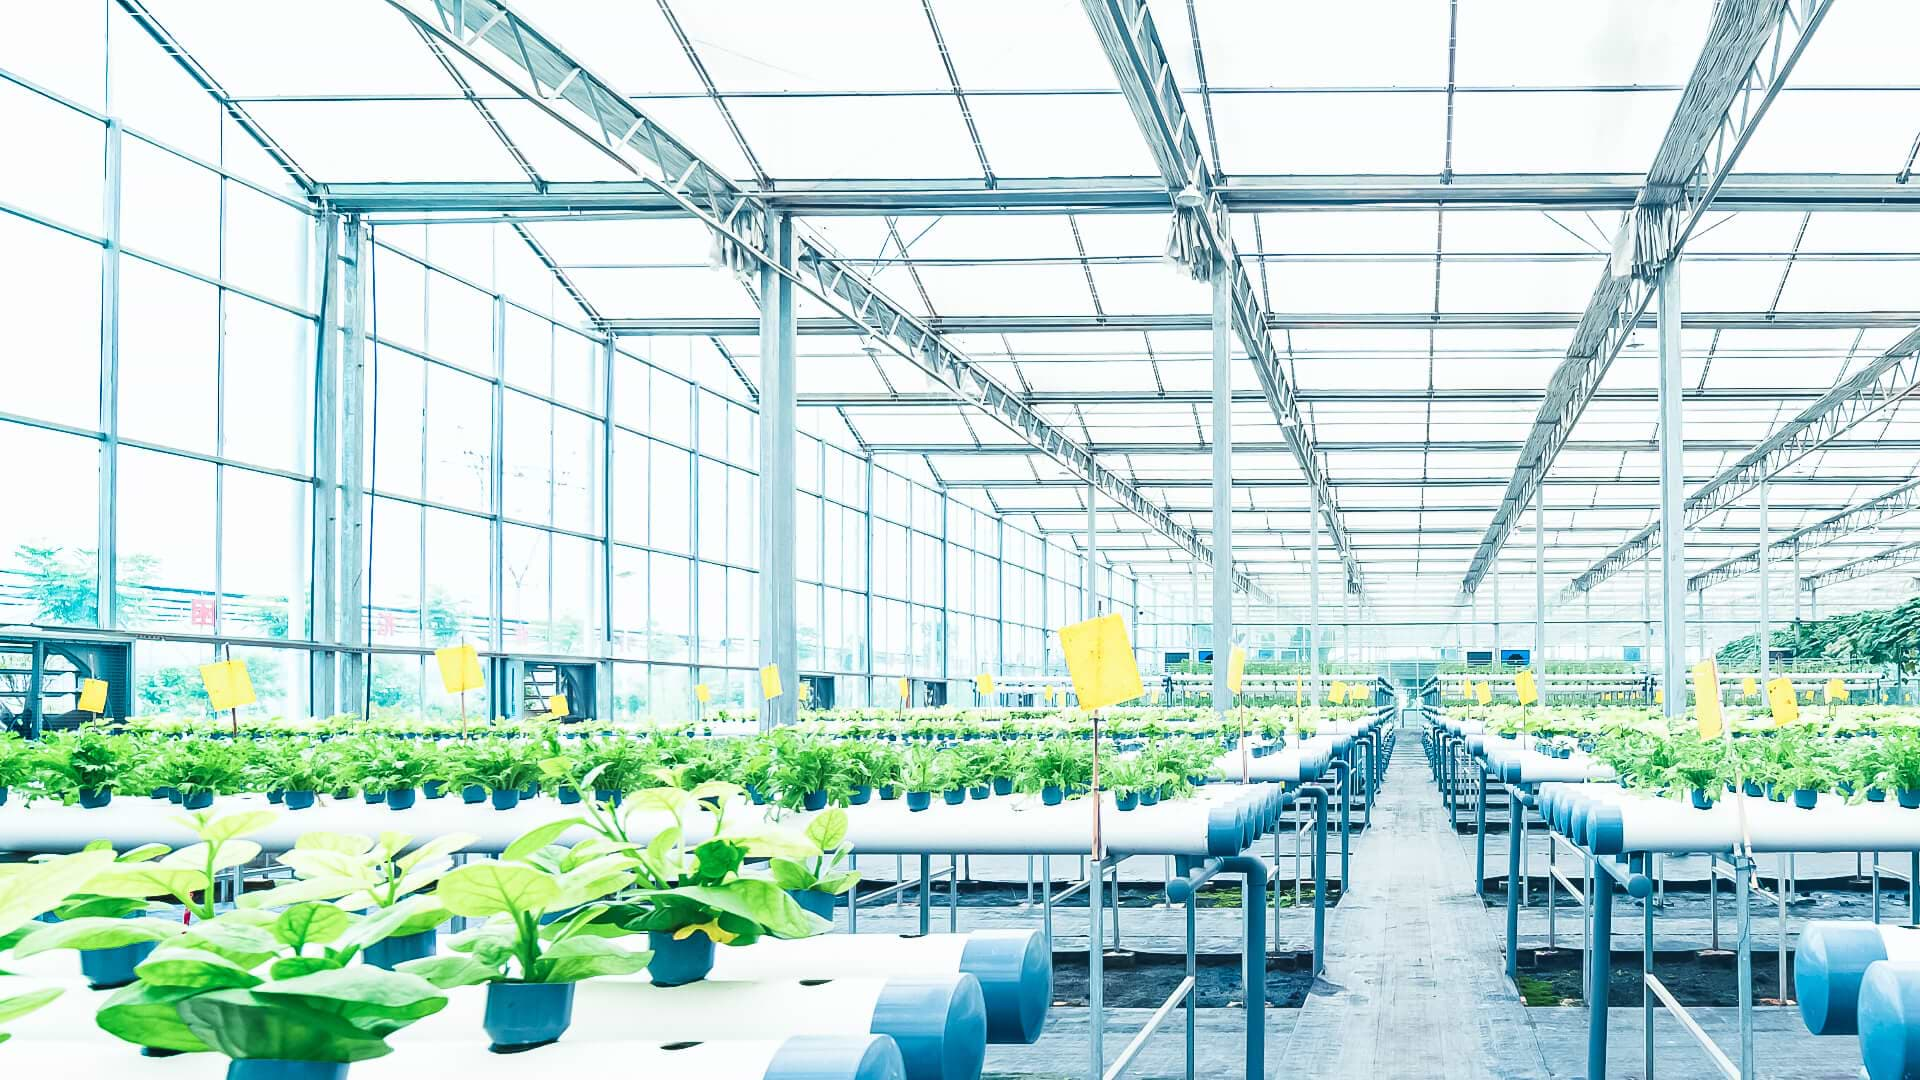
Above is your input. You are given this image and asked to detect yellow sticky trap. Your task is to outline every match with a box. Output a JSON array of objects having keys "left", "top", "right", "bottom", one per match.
[
  {"left": 1515, "top": 670, "right": 1538, "bottom": 706},
  {"left": 694, "top": 683, "right": 712, "bottom": 704},
  {"left": 1459, "top": 679, "right": 1472, "bottom": 700},
  {"left": 1767, "top": 676, "right": 1799, "bottom": 726},
  {"left": 1826, "top": 678, "right": 1847, "bottom": 704},
  {"left": 1226, "top": 645, "right": 1247, "bottom": 695},
  {"left": 435, "top": 644, "right": 485, "bottom": 694},
  {"left": 1475, "top": 681, "right": 1492, "bottom": 706},
  {"left": 761, "top": 664, "right": 784, "bottom": 700},
  {"left": 798, "top": 683, "right": 812, "bottom": 703},
  {"left": 1148, "top": 687, "right": 1160, "bottom": 704},
  {"left": 1803, "top": 690, "right": 1813, "bottom": 703},
  {"left": 1655, "top": 688, "right": 1664, "bottom": 704},
  {"left": 200, "top": 660, "right": 256, "bottom": 712},
  {"left": 546, "top": 694, "right": 569, "bottom": 719},
  {"left": 77, "top": 678, "right": 107, "bottom": 714},
  {"left": 1691, "top": 659, "right": 1723, "bottom": 739},
  {"left": 1044, "top": 686, "right": 1056, "bottom": 703},
  {"left": 1741, "top": 676, "right": 1757, "bottom": 697},
  {"left": 897, "top": 677, "right": 911, "bottom": 702},
  {"left": 1329, "top": 680, "right": 1347, "bottom": 705},
  {"left": 976, "top": 673, "right": 994, "bottom": 696},
  {"left": 1057, "top": 613, "right": 1145, "bottom": 712}
]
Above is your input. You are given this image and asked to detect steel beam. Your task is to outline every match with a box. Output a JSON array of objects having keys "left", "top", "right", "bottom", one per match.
[
  {"left": 1079, "top": 0, "right": 1364, "bottom": 596},
  {"left": 862, "top": 438, "right": 1920, "bottom": 456},
  {"left": 1803, "top": 541, "right": 1920, "bottom": 589},
  {"left": 385, "top": 0, "right": 1250, "bottom": 593},
  {"left": 1689, "top": 478, "right": 1920, "bottom": 592},
  {"left": 758, "top": 212, "right": 797, "bottom": 729},
  {"left": 806, "top": 387, "right": 1853, "bottom": 407},
  {"left": 318, "top": 173, "right": 1920, "bottom": 216},
  {"left": 603, "top": 311, "right": 1920, "bottom": 334},
  {"left": 1570, "top": 326, "right": 1920, "bottom": 596},
  {"left": 1457, "top": 0, "right": 1833, "bottom": 602}
]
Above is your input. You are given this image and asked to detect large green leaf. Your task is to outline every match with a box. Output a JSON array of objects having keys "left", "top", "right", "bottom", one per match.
[
  {"left": 135, "top": 946, "right": 265, "bottom": 990},
  {"left": 84, "top": 864, "right": 209, "bottom": 904},
  {"left": 0, "top": 986, "right": 61, "bottom": 1025},
  {"left": 268, "top": 956, "right": 342, "bottom": 981},
  {"left": 177, "top": 989, "right": 396, "bottom": 1063},
  {"left": 625, "top": 787, "right": 694, "bottom": 818},
  {"left": 252, "top": 967, "right": 447, "bottom": 1033},
  {"left": 502, "top": 819, "right": 586, "bottom": 863},
  {"left": 549, "top": 854, "right": 637, "bottom": 910},
  {"left": 181, "top": 810, "right": 278, "bottom": 846},
  {"left": 294, "top": 832, "right": 376, "bottom": 857},
  {"left": 659, "top": 879, "right": 828, "bottom": 940},
  {"left": 273, "top": 903, "right": 352, "bottom": 949},
  {"left": 14, "top": 916, "right": 179, "bottom": 958},
  {"left": 804, "top": 808, "right": 848, "bottom": 852},
  {"left": 733, "top": 829, "right": 821, "bottom": 861},
  {"left": 397, "top": 954, "right": 497, "bottom": 990},
  {"left": 434, "top": 862, "right": 559, "bottom": 919},
  {"left": 0, "top": 850, "right": 117, "bottom": 938},
  {"left": 240, "top": 875, "right": 365, "bottom": 910},
  {"left": 177, "top": 920, "right": 281, "bottom": 969},
  {"left": 690, "top": 839, "right": 746, "bottom": 882},
  {"left": 279, "top": 849, "right": 374, "bottom": 882},
  {"left": 767, "top": 858, "right": 817, "bottom": 892},
  {"left": 95, "top": 981, "right": 210, "bottom": 1054},
  {"left": 394, "top": 832, "right": 477, "bottom": 875},
  {"left": 159, "top": 840, "right": 262, "bottom": 874},
  {"left": 529, "top": 935, "right": 652, "bottom": 984},
  {"left": 336, "top": 896, "right": 446, "bottom": 951},
  {"left": 52, "top": 894, "right": 151, "bottom": 920}
]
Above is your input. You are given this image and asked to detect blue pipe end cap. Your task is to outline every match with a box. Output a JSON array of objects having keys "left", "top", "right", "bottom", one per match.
[
  {"left": 1207, "top": 803, "right": 1244, "bottom": 855},
  {"left": 764, "top": 1035, "right": 907, "bottom": 1080},
  {"left": 871, "top": 974, "right": 987, "bottom": 1080},
  {"left": 1587, "top": 803, "right": 1624, "bottom": 855},
  {"left": 960, "top": 930, "right": 1051, "bottom": 1044},
  {"left": 1858, "top": 961, "right": 1920, "bottom": 1080},
  {"left": 1500, "top": 760, "right": 1523, "bottom": 785},
  {"left": 1798, "top": 922, "right": 1891, "bottom": 1036}
]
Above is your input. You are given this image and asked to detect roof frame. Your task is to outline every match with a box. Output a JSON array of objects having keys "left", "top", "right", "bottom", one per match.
[
  {"left": 381, "top": 0, "right": 1254, "bottom": 595},
  {"left": 1456, "top": 0, "right": 1835, "bottom": 602},
  {"left": 1078, "top": 0, "right": 1364, "bottom": 596},
  {"left": 1689, "top": 477, "right": 1920, "bottom": 593}
]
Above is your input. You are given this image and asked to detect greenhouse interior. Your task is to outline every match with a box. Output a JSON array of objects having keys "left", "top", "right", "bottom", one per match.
[{"left": 8, "top": 1, "right": 1920, "bottom": 1078}]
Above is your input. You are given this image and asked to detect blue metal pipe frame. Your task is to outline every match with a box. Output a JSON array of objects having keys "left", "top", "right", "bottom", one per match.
[{"left": 1165, "top": 854, "right": 1270, "bottom": 1080}]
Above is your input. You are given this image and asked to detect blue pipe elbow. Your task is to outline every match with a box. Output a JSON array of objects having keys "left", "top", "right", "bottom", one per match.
[
  {"left": 1798, "top": 922, "right": 1892, "bottom": 1036},
  {"left": 870, "top": 974, "right": 987, "bottom": 1080},
  {"left": 764, "top": 1035, "right": 907, "bottom": 1080}
]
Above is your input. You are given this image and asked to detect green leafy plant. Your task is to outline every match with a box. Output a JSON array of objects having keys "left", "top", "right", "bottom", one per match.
[
  {"left": 900, "top": 747, "right": 939, "bottom": 794},
  {"left": 240, "top": 830, "right": 476, "bottom": 939},
  {"left": 40, "top": 728, "right": 127, "bottom": 799},
  {"left": 0, "top": 849, "right": 119, "bottom": 1042},
  {"left": 766, "top": 808, "right": 860, "bottom": 898},
  {"left": 82, "top": 809, "right": 277, "bottom": 921}
]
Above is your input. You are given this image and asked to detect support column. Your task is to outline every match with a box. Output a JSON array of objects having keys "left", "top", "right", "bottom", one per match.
[
  {"left": 1641, "top": 556, "right": 1653, "bottom": 677},
  {"left": 97, "top": 119, "right": 123, "bottom": 632},
  {"left": 758, "top": 212, "right": 798, "bottom": 730},
  {"left": 1792, "top": 548, "right": 1802, "bottom": 625},
  {"left": 1534, "top": 476, "right": 1547, "bottom": 701},
  {"left": 1492, "top": 570, "right": 1502, "bottom": 668},
  {"left": 1309, "top": 481, "right": 1322, "bottom": 712},
  {"left": 310, "top": 212, "right": 342, "bottom": 719},
  {"left": 1085, "top": 484, "right": 1098, "bottom": 619},
  {"left": 1757, "top": 477, "right": 1771, "bottom": 689},
  {"left": 338, "top": 218, "right": 369, "bottom": 713},
  {"left": 1657, "top": 262, "right": 1687, "bottom": 718},
  {"left": 1340, "top": 581, "right": 1351, "bottom": 669},
  {"left": 1211, "top": 262, "right": 1233, "bottom": 716}
]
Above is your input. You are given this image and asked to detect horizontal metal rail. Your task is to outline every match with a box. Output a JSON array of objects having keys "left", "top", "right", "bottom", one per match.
[
  {"left": 1052, "top": 860, "right": 1121, "bottom": 906},
  {"left": 1103, "top": 975, "right": 1197, "bottom": 1080},
  {"left": 1549, "top": 864, "right": 1587, "bottom": 906},
  {"left": 1872, "top": 862, "right": 1912, "bottom": 883},
  {"left": 1710, "top": 861, "right": 1781, "bottom": 906},
  {"left": 855, "top": 863, "right": 955, "bottom": 907},
  {"left": 1643, "top": 972, "right": 1740, "bottom": 1080}
]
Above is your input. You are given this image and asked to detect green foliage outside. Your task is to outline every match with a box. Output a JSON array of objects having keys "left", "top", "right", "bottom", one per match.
[{"left": 1717, "top": 598, "right": 1920, "bottom": 678}]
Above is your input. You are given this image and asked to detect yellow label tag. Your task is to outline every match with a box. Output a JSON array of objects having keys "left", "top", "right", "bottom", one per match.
[
  {"left": 200, "top": 660, "right": 256, "bottom": 713},
  {"left": 897, "top": 677, "right": 911, "bottom": 702},
  {"left": 1741, "top": 676, "right": 1757, "bottom": 697},
  {"left": 546, "top": 694, "right": 569, "bottom": 719},
  {"left": 1475, "top": 681, "right": 1492, "bottom": 705},
  {"left": 1656, "top": 688, "right": 1664, "bottom": 704},
  {"left": 1058, "top": 613, "right": 1144, "bottom": 712},
  {"left": 1691, "top": 659, "right": 1723, "bottom": 739},
  {"left": 1349, "top": 684, "right": 1367, "bottom": 704},
  {"left": 77, "top": 678, "right": 108, "bottom": 714},
  {"left": 1149, "top": 686, "right": 1160, "bottom": 703},
  {"left": 1767, "top": 676, "right": 1799, "bottom": 726},
  {"left": 1329, "top": 679, "right": 1347, "bottom": 704},
  {"left": 1825, "top": 678, "right": 1847, "bottom": 704},
  {"left": 1044, "top": 685, "right": 1056, "bottom": 703},
  {"left": 760, "top": 664, "right": 784, "bottom": 700},
  {"left": 434, "top": 644, "right": 485, "bottom": 694},
  {"left": 976, "top": 673, "right": 994, "bottom": 696},
  {"left": 694, "top": 683, "right": 712, "bottom": 704},
  {"left": 1515, "top": 670, "right": 1538, "bottom": 706},
  {"left": 798, "top": 683, "right": 812, "bottom": 702},
  {"left": 1226, "top": 645, "right": 1247, "bottom": 695},
  {"left": 1803, "top": 689, "right": 1813, "bottom": 703},
  {"left": 1459, "top": 680, "right": 1472, "bottom": 699}
]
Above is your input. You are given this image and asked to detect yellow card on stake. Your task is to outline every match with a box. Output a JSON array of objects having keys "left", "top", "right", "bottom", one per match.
[{"left": 1058, "top": 613, "right": 1144, "bottom": 712}]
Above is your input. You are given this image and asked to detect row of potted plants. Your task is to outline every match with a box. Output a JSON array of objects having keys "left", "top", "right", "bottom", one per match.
[
  {"left": 1563, "top": 723, "right": 1920, "bottom": 811},
  {"left": 0, "top": 784, "right": 855, "bottom": 1074}
]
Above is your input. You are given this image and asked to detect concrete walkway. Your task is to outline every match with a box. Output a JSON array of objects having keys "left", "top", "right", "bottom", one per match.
[{"left": 1282, "top": 726, "right": 1555, "bottom": 1078}]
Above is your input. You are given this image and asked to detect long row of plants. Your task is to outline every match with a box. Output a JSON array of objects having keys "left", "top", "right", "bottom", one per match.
[
  {"left": 0, "top": 719, "right": 1251, "bottom": 815},
  {"left": 0, "top": 784, "right": 852, "bottom": 1073}
]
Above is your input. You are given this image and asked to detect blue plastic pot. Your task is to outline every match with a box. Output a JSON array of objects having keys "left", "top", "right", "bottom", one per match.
[
  {"left": 849, "top": 785, "right": 873, "bottom": 805},
  {"left": 483, "top": 980, "right": 575, "bottom": 1053},
  {"left": 224, "top": 1062, "right": 349, "bottom": 1080},
  {"left": 492, "top": 789, "right": 521, "bottom": 811},
  {"left": 1040, "top": 785, "right": 1064, "bottom": 807},
  {"left": 1690, "top": 789, "right": 1714, "bottom": 811},
  {"left": 1114, "top": 792, "right": 1140, "bottom": 812},
  {"left": 150, "top": 787, "right": 175, "bottom": 801},
  {"left": 907, "top": 791, "right": 932, "bottom": 812},
  {"left": 992, "top": 778, "right": 1013, "bottom": 797},
  {"left": 362, "top": 928, "right": 436, "bottom": 971},
  {"left": 879, "top": 785, "right": 900, "bottom": 801},
  {"left": 802, "top": 790, "right": 829, "bottom": 812},
  {"left": 1794, "top": 788, "right": 1820, "bottom": 810},
  {"left": 518, "top": 782, "right": 539, "bottom": 800},
  {"left": 1900, "top": 789, "right": 1920, "bottom": 810},
  {"left": 81, "top": 939, "right": 158, "bottom": 989},
  {"left": 462, "top": 785, "right": 486, "bottom": 804},
  {"left": 386, "top": 788, "right": 416, "bottom": 811},
  {"left": 647, "top": 930, "right": 716, "bottom": 987},
  {"left": 182, "top": 790, "right": 214, "bottom": 811},
  {"left": 1140, "top": 789, "right": 1161, "bottom": 807},
  {"left": 331, "top": 788, "right": 353, "bottom": 801},
  {"left": 556, "top": 787, "right": 581, "bottom": 805},
  {"left": 1869, "top": 788, "right": 1888, "bottom": 803},
  {"left": 594, "top": 788, "right": 621, "bottom": 806},
  {"left": 942, "top": 789, "right": 966, "bottom": 806},
  {"left": 423, "top": 781, "right": 446, "bottom": 800},
  {"left": 789, "top": 889, "right": 837, "bottom": 920},
  {"left": 79, "top": 788, "right": 111, "bottom": 809},
  {"left": 266, "top": 790, "right": 285, "bottom": 805},
  {"left": 968, "top": 785, "right": 990, "bottom": 801},
  {"left": 747, "top": 784, "right": 768, "bottom": 805}
]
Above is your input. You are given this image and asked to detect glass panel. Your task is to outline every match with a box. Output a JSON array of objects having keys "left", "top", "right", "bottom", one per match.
[
  {"left": 0, "top": 423, "right": 100, "bottom": 627},
  {"left": 0, "top": 214, "right": 102, "bottom": 430},
  {"left": 118, "top": 260, "right": 216, "bottom": 455},
  {"left": 220, "top": 467, "right": 309, "bottom": 640},
  {"left": 117, "top": 448, "right": 215, "bottom": 631}
]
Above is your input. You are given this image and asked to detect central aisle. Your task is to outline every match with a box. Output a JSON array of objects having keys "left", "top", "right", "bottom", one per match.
[{"left": 1281, "top": 722, "right": 1554, "bottom": 1079}]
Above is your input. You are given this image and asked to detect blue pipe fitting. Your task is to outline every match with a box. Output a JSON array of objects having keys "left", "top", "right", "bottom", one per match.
[
  {"left": 869, "top": 974, "right": 987, "bottom": 1080},
  {"left": 958, "top": 930, "right": 1052, "bottom": 1044},
  {"left": 1858, "top": 960, "right": 1920, "bottom": 1080},
  {"left": 764, "top": 1034, "right": 908, "bottom": 1080},
  {"left": 1797, "top": 921, "right": 1894, "bottom": 1036}
]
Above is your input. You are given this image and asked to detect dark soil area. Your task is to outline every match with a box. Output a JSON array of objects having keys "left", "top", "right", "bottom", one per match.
[
  {"left": 1482, "top": 876, "right": 1898, "bottom": 925},
  {"left": 1049, "top": 949, "right": 1320, "bottom": 1008},
  {"left": 882, "top": 880, "right": 1341, "bottom": 910},
  {"left": 1515, "top": 947, "right": 1796, "bottom": 1007}
]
